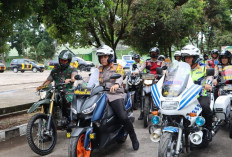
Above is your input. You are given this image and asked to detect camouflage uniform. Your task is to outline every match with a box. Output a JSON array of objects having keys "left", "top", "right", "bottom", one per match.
[{"left": 47, "top": 65, "right": 78, "bottom": 102}]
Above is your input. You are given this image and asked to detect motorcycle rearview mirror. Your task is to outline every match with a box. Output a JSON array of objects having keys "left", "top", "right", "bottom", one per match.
[
  {"left": 156, "top": 67, "right": 163, "bottom": 75},
  {"left": 74, "top": 74, "right": 83, "bottom": 80},
  {"left": 110, "top": 73, "right": 121, "bottom": 79},
  {"left": 206, "top": 68, "right": 214, "bottom": 76}
]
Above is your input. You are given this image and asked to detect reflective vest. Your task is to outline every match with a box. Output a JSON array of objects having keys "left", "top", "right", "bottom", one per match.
[
  {"left": 146, "top": 60, "right": 162, "bottom": 75},
  {"left": 191, "top": 64, "right": 207, "bottom": 96},
  {"left": 99, "top": 63, "right": 124, "bottom": 83}
]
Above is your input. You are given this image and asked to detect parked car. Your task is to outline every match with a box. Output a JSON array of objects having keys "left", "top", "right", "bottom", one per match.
[
  {"left": 0, "top": 60, "right": 6, "bottom": 73},
  {"left": 10, "top": 59, "right": 45, "bottom": 73},
  {"left": 49, "top": 57, "right": 94, "bottom": 71}
]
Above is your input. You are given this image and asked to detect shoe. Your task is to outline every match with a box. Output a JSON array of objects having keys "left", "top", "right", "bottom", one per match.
[
  {"left": 138, "top": 112, "right": 144, "bottom": 120},
  {"left": 130, "top": 133, "right": 139, "bottom": 150}
]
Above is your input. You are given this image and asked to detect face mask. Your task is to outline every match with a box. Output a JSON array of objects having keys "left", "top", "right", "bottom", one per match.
[{"left": 151, "top": 54, "right": 158, "bottom": 58}]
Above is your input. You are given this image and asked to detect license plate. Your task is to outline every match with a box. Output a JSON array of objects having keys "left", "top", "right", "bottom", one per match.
[
  {"left": 74, "top": 88, "right": 92, "bottom": 95},
  {"left": 224, "top": 85, "right": 232, "bottom": 90}
]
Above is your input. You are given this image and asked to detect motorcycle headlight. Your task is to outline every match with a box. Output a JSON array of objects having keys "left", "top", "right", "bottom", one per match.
[
  {"left": 195, "top": 116, "right": 205, "bottom": 126},
  {"left": 144, "top": 80, "right": 153, "bottom": 86},
  {"left": 40, "top": 91, "right": 47, "bottom": 99},
  {"left": 82, "top": 103, "right": 96, "bottom": 114},
  {"left": 161, "top": 101, "right": 178, "bottom": 110}
]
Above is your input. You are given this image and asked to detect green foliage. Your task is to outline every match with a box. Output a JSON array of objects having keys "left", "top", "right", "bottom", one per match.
[{"left": 9, "top": 15, "right": 56, "bottom": 61}]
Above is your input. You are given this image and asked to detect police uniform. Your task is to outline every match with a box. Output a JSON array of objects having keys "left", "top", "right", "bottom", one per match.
[
  {"left": 191, "top": 63, "right": 213, "bottom": 130},
  {"left": 99, "top": 63, "right": 124, "bottom": 102},
  {"left": 98, "top": 62, "right": 138, "bottom": 146},
  {"left": 138, "top": 59, "right": 165, "bottom": 74}
]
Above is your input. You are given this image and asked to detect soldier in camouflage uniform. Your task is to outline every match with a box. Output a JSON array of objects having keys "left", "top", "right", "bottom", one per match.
[
  {"left": 96, "top": 45, "right": 139, "bottom": 151},
  {"left": 37, "top": 50, "right": 78, "bottom": 117}
]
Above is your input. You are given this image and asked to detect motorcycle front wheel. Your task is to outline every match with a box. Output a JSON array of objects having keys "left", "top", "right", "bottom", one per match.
[
  {"left": 26, "top": 113, "right": 57, "bottom": 156},
  {"left": 158, "top": 132, "right": 179, "bottom": 157},
  {"left": 143, "top": 95, "right": 150, "bottom": 128},
  {"left": 69, "top": 133, "right": 92, "bottom": 157}
]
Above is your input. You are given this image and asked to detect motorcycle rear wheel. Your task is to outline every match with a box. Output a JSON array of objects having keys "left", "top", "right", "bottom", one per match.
[
  {"left": 26, "top": 113, "right": 57, "bottom": 156},
  {"left": 69, "top": 133, "right": 92, "bottom": 157}
]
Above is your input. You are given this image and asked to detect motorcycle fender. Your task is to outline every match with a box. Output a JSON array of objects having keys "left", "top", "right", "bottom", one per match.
[
  {"left": 163, "top": 126, "right": 179, "bottom": 133},
  {"left": 214, "top": 95, "right": 231, "bottom": 120},
  {"left": 71, "top": 126, "right": 89, "bottom": 137},
  {"left": 27, "top": 99, "right": 50, "bottom": 113}
]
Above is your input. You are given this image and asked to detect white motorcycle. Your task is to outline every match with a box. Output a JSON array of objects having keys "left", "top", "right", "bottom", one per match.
[{"left": 149, "top": 61, "right": 232, "bottom": 157}]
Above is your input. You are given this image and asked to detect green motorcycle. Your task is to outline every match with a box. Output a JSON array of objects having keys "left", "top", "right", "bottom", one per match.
[{"left": 26, "top": 83, "right": 73, "bottom": 156}]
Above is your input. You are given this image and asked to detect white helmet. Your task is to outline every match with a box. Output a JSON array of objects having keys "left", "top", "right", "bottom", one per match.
[
  {"left": 96, "top": 45, "right": 114, "bottom": 63},
  {"left": 174, "top": 51, "right": 181, "bottom": 57},
  {"left": 181, "top": 45, "right": 200, "bottom": 64}
]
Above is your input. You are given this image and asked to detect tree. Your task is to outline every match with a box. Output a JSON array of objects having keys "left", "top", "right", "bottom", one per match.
[
  {"left": 40, "top": 0, "right": 135, "bottom": 61},
  {"left": 9, "top": 15, "right": 56, "bottom": 62}
]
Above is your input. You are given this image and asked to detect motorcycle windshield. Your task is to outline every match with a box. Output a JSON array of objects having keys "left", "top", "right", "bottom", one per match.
[
  {"left": 87, "top": 68, "right": 99, "bottom": 88},
  {"left": 162, "top": 61, "right": 190, "bottom": 97},
  {"left": 220, "top": 65, "right": 232, "bottom": 83}
]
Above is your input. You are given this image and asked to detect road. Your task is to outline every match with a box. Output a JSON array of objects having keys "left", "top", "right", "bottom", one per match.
[
  {"left": 0, "top": 70, "right": 89, "bottom": 108},
  {"left": 0, "top": 110, "right": 232, "bottom": 157}
]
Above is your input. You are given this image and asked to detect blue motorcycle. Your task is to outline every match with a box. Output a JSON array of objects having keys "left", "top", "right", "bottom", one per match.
[{"left": 68, "top": 69, "right": 134, "bottom": 157}]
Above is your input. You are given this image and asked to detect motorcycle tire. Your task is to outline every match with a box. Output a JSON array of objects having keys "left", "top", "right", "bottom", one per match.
[
  {"left": 69, "top": 133, "right": 92, "bottom": 157},
  {"left": 143, "top": 96, "right": 150, "bottom": 128},
  {"left": 158, "top": 132, "right": 179, "bottom": 157},
  {"left": 229, "top": 117, "right": 232, "bottom": 138},
  {"left": 26, "top": 113, "right": 57, "bottom": 156},
  {"left": 132, "top": 93, "right": 139, "bottom": 110}
]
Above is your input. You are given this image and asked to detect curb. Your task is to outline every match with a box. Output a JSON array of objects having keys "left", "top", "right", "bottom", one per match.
[{"left": 0, "top": 123, "right": 27, "bottom": 142}]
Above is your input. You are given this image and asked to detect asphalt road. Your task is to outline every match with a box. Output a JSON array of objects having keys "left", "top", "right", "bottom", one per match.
[{"left": 0, "top": 110, "right": 232, "bottom": 157}]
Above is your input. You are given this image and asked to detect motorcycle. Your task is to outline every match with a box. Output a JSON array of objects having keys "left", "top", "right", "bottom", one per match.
[
  {"left": 125, "top": 64, "right": 142, "bottom": 110},
  {"left": 213, "top": 65, "right": 232, "bottom": 138},
  {"left": 26, "top": 83, "right": 73, "bottom": 156},
  {"left": 141, "top": 68, "right": 163, "bottom": 128},
  {"left": 68, "top": 68, "right": 134, "bottom": 157},
  {"left": 148, "top": 61, "right": 231, "bottom": 157}
]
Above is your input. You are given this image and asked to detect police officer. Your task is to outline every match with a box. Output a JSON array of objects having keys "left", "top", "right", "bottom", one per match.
[
  {"left": 96, "top": 45, "right": 139, "bottom": 150},
  {"left": 174, "top": 51, "right": 181, "bottom": 62},
  {"left": 203, "top": 54, "right": 209, "bottom": 64},
  {"left": 181, "top": 45, "right": 213, "bottom": 135},
  {"left": 207, "top": 49, "right": 219, "bottom": 68},
  {"left": 136, "top": 47, "right": 165, "bottom": 75},
  {"left": 132, "top": 54, "right": 146, "bottom": 73},
  {"left": 37, "top": 50, "right": 78, "bottom": 117}
]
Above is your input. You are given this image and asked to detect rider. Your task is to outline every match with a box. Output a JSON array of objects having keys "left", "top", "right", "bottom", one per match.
[
  {"left": 203, "top": 54, "right": 209, "bottom": 64},
  {"left": 174, "top": 51, "right": 182, "bottom": 62},
  {"left": 96, "top": 45, "right": 139, "bottom": 150},
  {"left": 132, "top": 54, "right": 146, "bottom": 72},
  {"left": 181, "top": 45, "right": 213, "bottom": 134},
  {"left": 207, "top": 49, "right": 219, "bottom": 68},
  {"left": 134, "top": 47, "right": 165, "bottom": 120},
  {"left": 37, "top": 50, "right": 78, "bottom": 118},
  {"left": 215, "top": 50, "right": 232, "bottom": 85}
]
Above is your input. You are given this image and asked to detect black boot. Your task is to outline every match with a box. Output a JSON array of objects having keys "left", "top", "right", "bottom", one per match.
[
  {"left": 138, "top": 112, "right": 144, "bottom": 120},
  {"left": 129, "top": 133, "right": 139, "bottom": 150}
]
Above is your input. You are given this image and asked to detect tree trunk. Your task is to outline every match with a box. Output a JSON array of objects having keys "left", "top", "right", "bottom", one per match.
[
  {"left": 169, "top": 45, "right": 172, "bottom": 61},
  {"left": 1, "top": 53, "right": 6, "bottom": 65}
]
